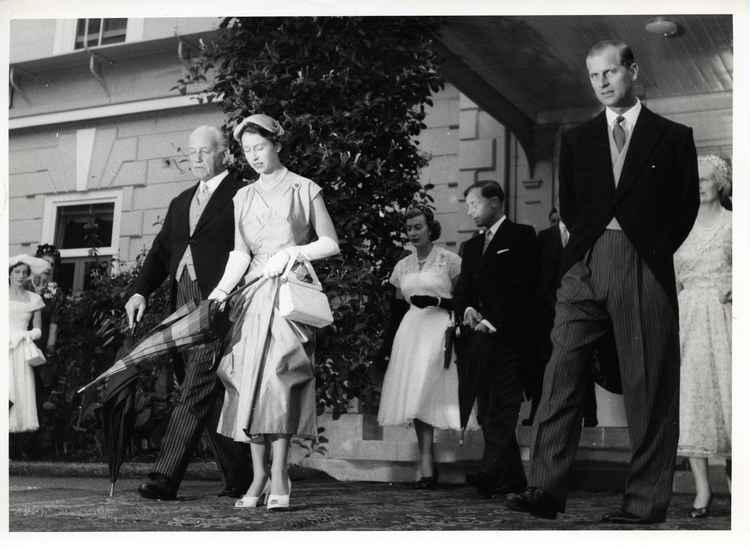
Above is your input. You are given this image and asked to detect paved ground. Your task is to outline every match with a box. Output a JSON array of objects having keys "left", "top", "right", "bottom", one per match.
[{"left": 9, "top": 475, "right": 730, "bottom": 531}]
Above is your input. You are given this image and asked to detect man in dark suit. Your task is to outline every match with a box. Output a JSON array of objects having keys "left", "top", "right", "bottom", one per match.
[
  {"left": 125, "top": 125, "right": 250, "bottom": 500},
  {"left": 506, "top": 40, "right": 699, "bottom": 524},
  {"left": 525, "top": 213, "right": 597, "bottom": 427},
  {"left": 454, "top": 180, "right": 538, "bottom": 498}
]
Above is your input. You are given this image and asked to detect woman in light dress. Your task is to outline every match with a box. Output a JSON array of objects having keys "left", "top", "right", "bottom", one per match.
[
  {"left": 377, "top": 206, "right": 471, "bottom": 488},
  {"left": 208, "top": 114, "right": 339, "bottom": 510},
  {"left": 9, "top": 255, "right": 51, "bottom": 436},
  {"left": 675, "top": 154, "right": 732, "bottom": 518}
]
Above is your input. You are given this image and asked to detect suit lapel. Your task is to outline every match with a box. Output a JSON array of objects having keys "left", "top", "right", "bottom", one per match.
[
  {"left": 615, "top": 106, "right": 664, "bottom": 201},
  {"left": 193, "top": 171, "right": 235, "bottom": 235},
  {"left": 481, "top": 220, "right": 510, "bottom": 264},
  {"left": 587, "top": 112, "right": 617, "bottom": 192},
  {"left": 175, "top": 185, "right": 196, "bottom": 240}
]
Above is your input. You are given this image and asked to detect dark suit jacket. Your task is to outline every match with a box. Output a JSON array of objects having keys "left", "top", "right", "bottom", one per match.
[
  {"left": 536, "top": 224, "right": 564, "bottom": 315},
  {"left": 454, "top": 219, "right": 538, "bottom": 355},
  {"left": 558, "top": 106, "right": 699, "bottom": 304},
  {"left": 132, "top": 170, "right": 247, "bottom": 305}
]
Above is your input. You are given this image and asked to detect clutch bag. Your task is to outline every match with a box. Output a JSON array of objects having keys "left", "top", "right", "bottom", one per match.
[
  {"left": 278, "top": 257, "right": 334, "bottom": 328},
  {"left": 23, "top": 340, "right": 47, "bottom": 367}
]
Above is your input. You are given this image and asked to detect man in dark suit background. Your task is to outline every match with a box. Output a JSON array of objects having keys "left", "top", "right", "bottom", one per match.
[
  {"left": 507, "top": 40, "right": 698, "bottom": 524},
  {"left": 525, "top": 210, "right": 597, "bottom": 427},
  {"left": 125, "top": 125, "right": 250, "bottom": 500},
  {"left": 454, "top": 180, "right": 538, "bottom": 498}
]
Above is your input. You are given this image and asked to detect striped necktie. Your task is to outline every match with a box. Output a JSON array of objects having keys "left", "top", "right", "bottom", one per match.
[
  {"left": 613, "top": 115, "right": 626, "bottom": 152},
  {"left": 482, "top": 229, "right": 493, "bottom": 254}
]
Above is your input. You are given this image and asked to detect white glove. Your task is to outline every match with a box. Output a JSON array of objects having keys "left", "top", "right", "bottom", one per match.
[
  {"left": 263, "top": 248, "right": 296, "bottom": 279},
  {"left": 294, "top": 236, "right": 340, "bottom": 262},
  {"left": 214, "top": 250, "right": 252, "bottom": 295},
  {"left": 207, "top": 287, "right": 229, "bottom": 303},
  {"left": 25, "top": 328, "right": 42, "bottom": 342}
]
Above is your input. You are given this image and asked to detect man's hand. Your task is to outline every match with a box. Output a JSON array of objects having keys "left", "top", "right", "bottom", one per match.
[
  {"left": 125, "top": 294, "right": 147, "bottom": 329},
  {"left": 720, "top": 290, "right": 732, "bottom": 304},
  {"left": 463, "top": 307, "right": 482, "bottom": 329}
]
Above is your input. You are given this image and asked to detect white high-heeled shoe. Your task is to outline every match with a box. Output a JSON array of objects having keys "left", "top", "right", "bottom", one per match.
[
  {"left": 234, "top": 479, "right": 270, "bottom": 508},
  {"left": 266, "top": 478, "right": 292, "bottom": 511}
]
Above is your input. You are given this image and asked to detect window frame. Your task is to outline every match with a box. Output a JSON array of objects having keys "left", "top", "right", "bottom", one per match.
[
  {"left": 41, "top": 189, "right": 123, "bottom": 260},
  {"left": 74, "top": 18, "right": 128, "bottom": 50},
  {"left": 53, "top": 18, "right": 144, "bottom": 55}
]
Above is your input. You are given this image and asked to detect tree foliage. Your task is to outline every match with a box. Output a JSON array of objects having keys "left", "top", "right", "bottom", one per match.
[{"left": 175, "top": 17, "right": 445, "bottom": 415}]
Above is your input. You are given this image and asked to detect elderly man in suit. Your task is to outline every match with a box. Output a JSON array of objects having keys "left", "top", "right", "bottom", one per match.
[
  {"left": 125, "top": 125, "right": 250, "bottom": 500},
  {"left": 454, "top": 180, "right": 538, "bottom": 498},
  {"left": 506, "top": 40, "right": 699, "bottom": 523}
]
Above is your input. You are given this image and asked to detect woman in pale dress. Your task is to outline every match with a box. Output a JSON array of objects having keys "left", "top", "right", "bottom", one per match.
[
  {"left": 675, "top": 154, "right": 732, "bottom": 518},
  {"left": 208, "top": 114, "right": 339, "bottom": 510},
  {"left": 377, "top": 206, "right": 467, "bottom": 488},
  {"left": 9, "top": 255, "right": 50, "bottom": 438}
]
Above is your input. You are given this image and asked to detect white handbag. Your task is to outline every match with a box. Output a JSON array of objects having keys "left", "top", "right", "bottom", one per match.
[
  {"left": 278, "top": 257, "right": 334, "bottom": 328},
  {"left": 23, "top": 340, "right": 47, "bottom": 367}
]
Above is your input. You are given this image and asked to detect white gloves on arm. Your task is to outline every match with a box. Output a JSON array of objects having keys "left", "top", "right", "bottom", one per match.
[
  {"left": 26, "top": 328, "right": 42, "bottom": 342},
  {"left": 293, "top": 236, "right": 339, "bottom": 262},
  {"left": 262, "top": 237, "right": 340, "bottom": 279},
  {"left": 262, "top": 249, "right": 295, "bottom": 278},
  {"left": 208, "top": 250, "right": 251, "bottom": 302}
]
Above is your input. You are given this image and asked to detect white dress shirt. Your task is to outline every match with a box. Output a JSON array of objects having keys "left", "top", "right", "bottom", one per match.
[{"left": 605, "top": 99, "right": 641, "bottom": 230}]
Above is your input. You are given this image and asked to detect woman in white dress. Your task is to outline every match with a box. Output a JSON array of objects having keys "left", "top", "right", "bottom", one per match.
[
  {"left": 377, "top": 206, "right": 466, "bottom": 488},
  {"left": 9, "top": 255, "right": 50, "bottom": 436},
  {"left": 208, "top": 114, "right": 339, "bottom": 510},
  {"left": 675, "top": 154, "right": 732, "bottom": 518}
]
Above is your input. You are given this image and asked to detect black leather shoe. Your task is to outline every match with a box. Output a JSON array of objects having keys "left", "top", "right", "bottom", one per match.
[
  {"left": 495, "top": 482, "right": 527, "bottom": 496},
  {"left": 472, "top": 472, "right": 498, "bottom": 499},
  {"left": 505, "top": 487, "right": 561, "bottom": 519},
  {"left": 138, "top": 475, "right": 177, "bottom": 501},
  {"left": 600, "top": 510, "right": 664, "bottom": 524},
  {"left": 413, "top": 476, "right": 437, "bottom": 490},
  {"left": 217, "top": 486, "right": 247, "bottom": 498},
  {"left": 465, "top": 472, "right": 481, "bottom": 487}
]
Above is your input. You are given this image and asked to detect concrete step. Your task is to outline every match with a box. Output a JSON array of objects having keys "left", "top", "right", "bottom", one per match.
[{"left": 298, "top": 412, "right": 730, "bottom": 494}]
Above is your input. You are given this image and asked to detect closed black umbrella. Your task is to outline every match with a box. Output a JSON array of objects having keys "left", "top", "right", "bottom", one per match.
[
  {"left": 99, "top": 326, "right": 140, "bottom": 497},
  {"left": 455, "top": 328, "right": 495, "bottom": 431}
]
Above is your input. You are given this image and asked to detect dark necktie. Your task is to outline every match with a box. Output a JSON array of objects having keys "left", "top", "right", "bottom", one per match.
[{"left": 613, "top": 115, "right": 626, "bottom": 152}]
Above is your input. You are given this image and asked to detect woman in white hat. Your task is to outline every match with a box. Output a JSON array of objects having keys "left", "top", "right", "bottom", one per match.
[
  {"left": 208, "top": 114, "right": 340, "bottom": 510},
  {"left": 9, "top": 254, "right": 50, "bottom": 436}
]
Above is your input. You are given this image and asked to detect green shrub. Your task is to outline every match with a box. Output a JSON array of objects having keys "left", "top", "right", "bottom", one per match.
[{"left": 32, "top": 253, "right": 178, "bottom": 461}]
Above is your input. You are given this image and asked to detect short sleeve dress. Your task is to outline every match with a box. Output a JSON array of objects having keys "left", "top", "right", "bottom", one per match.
[
  {"left": 9, "top": 290, "right": 45, "bottom": 432},
  {"left": 675, "top": 208, "right": 732, "bottom": 458},
  {"left": 216, "top": 168, "right": 323, "bottom": 442},
  {"left": 377, "top": 246, "right": 469, "bottom": 429}
]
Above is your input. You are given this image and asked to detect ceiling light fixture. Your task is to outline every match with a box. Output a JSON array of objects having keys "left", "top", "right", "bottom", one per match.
[{"left": 645, "top": 17, "right": 679, "bottom": 38}]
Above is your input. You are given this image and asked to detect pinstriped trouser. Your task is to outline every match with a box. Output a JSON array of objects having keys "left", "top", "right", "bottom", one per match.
[
  {"left": 151, "top": 271, "right": 250, "bottom": 490},
  {"left": 529, "top": 230, "right": 679, "bottom": 520}
]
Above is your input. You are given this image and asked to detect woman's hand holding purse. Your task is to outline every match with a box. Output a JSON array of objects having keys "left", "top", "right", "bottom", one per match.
[{"left": 263, "top": 248, "right": 297, "bottom": 278}]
